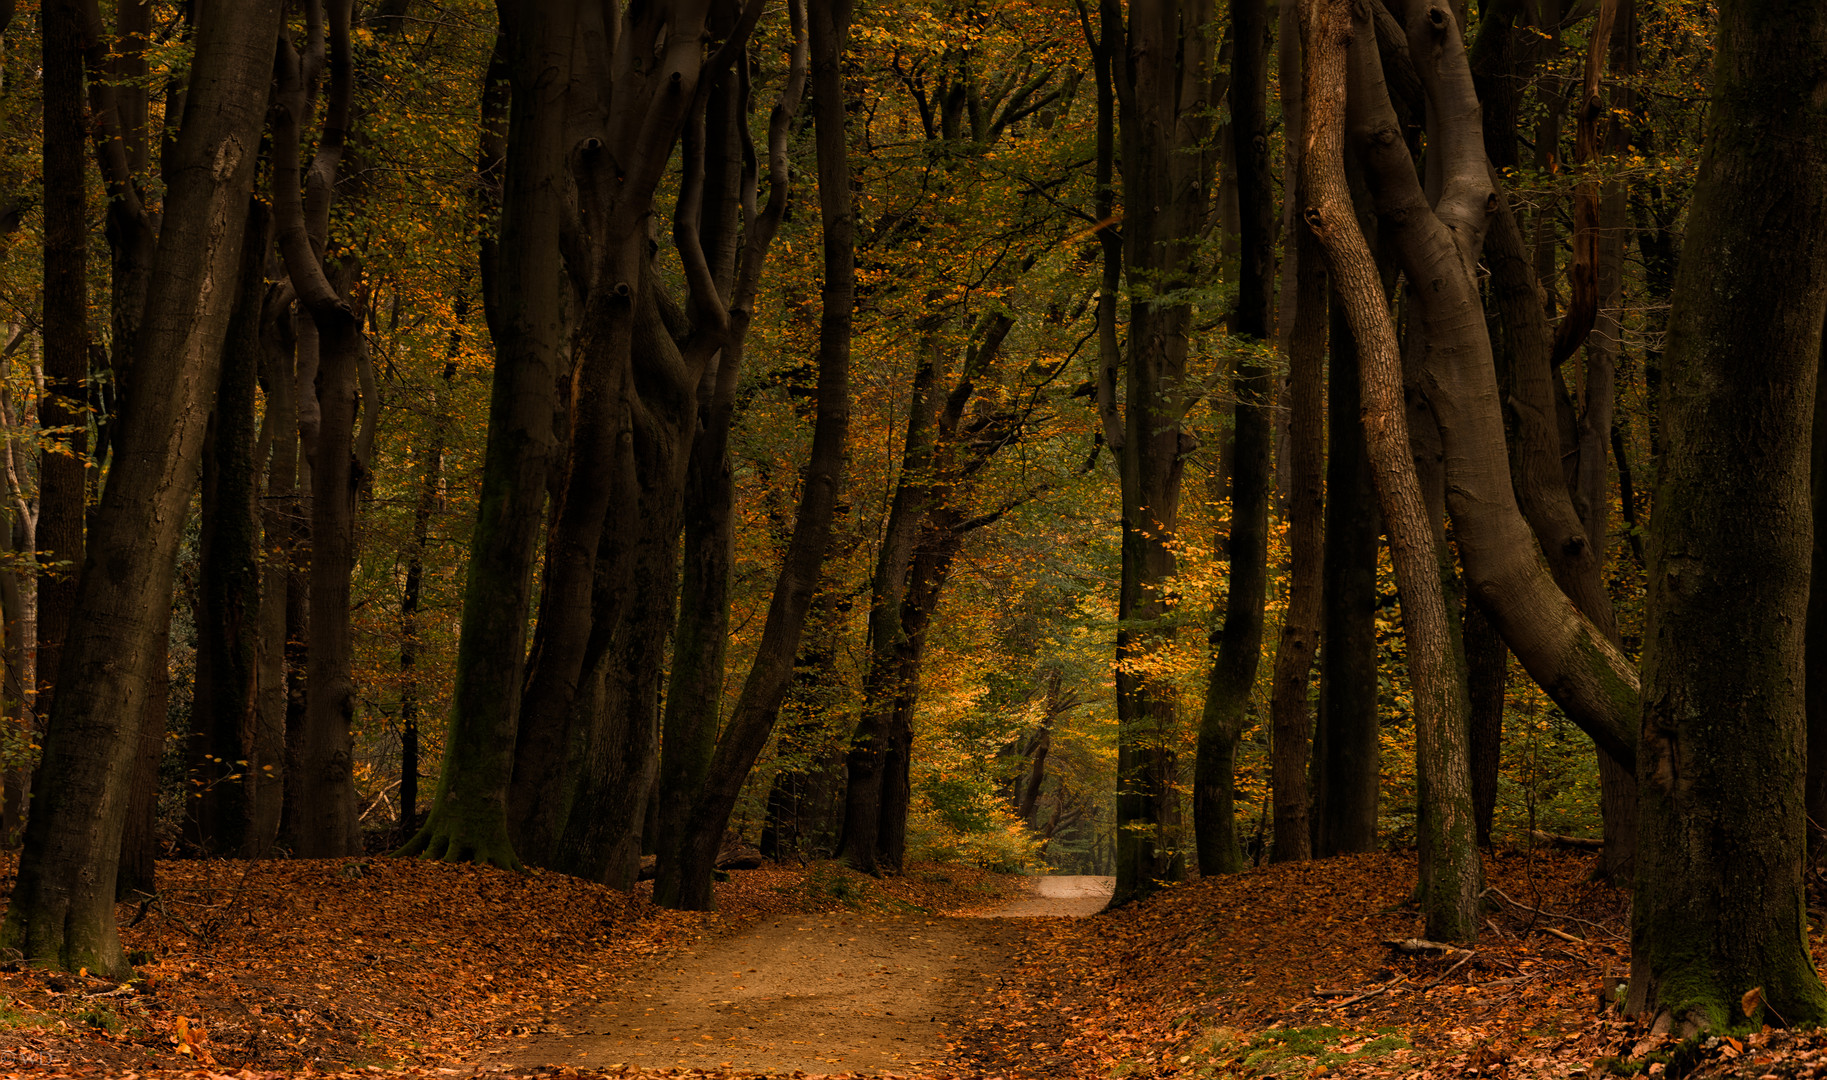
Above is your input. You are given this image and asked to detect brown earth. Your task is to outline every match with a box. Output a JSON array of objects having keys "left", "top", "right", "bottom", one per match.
[{"left": 489, "top": 875, "right": 1114, "bottom": 1075}]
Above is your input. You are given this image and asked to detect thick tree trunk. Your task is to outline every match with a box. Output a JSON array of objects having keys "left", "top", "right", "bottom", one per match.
[
  {"left": 116, "top": 615, "right": 168, "bottom": 899},
  {"left": 1303, "top": 0, "right": 1478, "bottom": 941},
  {"left": 505, "top": 239, "right": 642, "bottom": 868},
  {"left": 401, "top": 0, "right": 576, "bottom": 870},
  {"left": 1807, "top": 323, "right": 1827, "bottom": 857},
  {"left": 1628, "top": 0, "right": 1827, "bottom": 1029},
  {"left": 0, "top": 0, "right": 280, "bottom": 975},
  {"left": 655, "top": 0, "right": 853, "bottom": 910}
]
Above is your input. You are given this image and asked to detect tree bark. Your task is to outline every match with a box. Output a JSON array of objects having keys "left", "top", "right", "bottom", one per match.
[
  {"left": 837, "top": 351, "right": 938, "bottom": 875},
  {"left": 1302, "top": 0, "right": 1478, "bottom": 941},
  {"left": 1628, "top": 0, "right": 1827, "bottom": 1028},
  {"left": 1103, "top": 0, "right": 1221, "bottom": 903},
  {"left": 1465, "top": 601, "right": 1506, "bottom": 847},
  {"left": 1268, "top": 156, "right": 1326, "bottom": 865},
  {"left": 191, "top": 200, "right": 271, "bottom": 856},
  {"left": 272, "top": 1, "right": 364, "bottom": 857},
  {"left": 0, "top": 0, "right": 281, "bottom": 975},
  {"left": 401, "top": 0, "right": 576, "bottom": 870},
  {"left": 654, "top": 0, "right": 854, "bottom": 910},
  {"left": 38, "top": 0, "right": 88, "bottom": 749},
  {"left": 116, "top": 614, "right": 168, "bottom": 898},
  {"left": 1314, "top": 292, "right": 1383, "bottom": 856}
]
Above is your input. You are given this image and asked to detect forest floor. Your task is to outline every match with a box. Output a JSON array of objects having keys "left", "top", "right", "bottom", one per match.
[{"left": 0, "top": 850, "right": 1821, "bottom": 1079}]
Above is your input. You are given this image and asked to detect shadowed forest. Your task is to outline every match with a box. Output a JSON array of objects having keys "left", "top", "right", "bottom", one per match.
[{"left": 0, "top": 0, "right": 1824, "bottom": 1076}]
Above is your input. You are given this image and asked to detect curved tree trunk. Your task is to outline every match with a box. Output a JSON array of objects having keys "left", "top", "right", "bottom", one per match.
[
  {"left": 1303, "top": 0, "right": 1478, "bottom": 941},
  {"left": 654, "top": 0, "right": 853, "bottom": 910}
]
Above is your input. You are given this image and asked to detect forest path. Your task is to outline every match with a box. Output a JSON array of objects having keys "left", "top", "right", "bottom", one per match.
[{"left": 492, "top": 875, "right": 1112, "bottom": 1075}]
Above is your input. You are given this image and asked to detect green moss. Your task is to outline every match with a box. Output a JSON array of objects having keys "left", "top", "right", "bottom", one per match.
[
  {"left": 1187, "top": 1025, "right": 1411, "bottom": 1078},
  {"left": 77, "top": 1005, "right": 122, "bottom": 1034}
]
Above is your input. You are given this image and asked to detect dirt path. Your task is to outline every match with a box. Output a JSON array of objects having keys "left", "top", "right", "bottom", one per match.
[{"left": 494, "top": 876, "right": 1113, "bottom": 1074}]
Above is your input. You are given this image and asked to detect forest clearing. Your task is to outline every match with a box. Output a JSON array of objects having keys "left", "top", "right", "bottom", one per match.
[{"left": 0, "top": 849, "right": 1778, "bottom": 1080}]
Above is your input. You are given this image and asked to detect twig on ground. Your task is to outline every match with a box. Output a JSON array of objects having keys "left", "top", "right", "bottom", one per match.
[
  {"left": 1482, "top": 884, "right": 1626, "bottom": 941},
  {"left": 1420, "top": 950, "right": 1476, "bottom": 990}
]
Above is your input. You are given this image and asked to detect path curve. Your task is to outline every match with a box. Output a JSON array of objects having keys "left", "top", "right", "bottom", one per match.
[{"left": 492, "top": 875, "right": 1112, "bottom": 1073}]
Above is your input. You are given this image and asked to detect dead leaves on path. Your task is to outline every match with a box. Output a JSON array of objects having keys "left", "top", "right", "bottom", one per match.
[{"left": 0, "top": 854, "right": 1014, "bottom": 1076}]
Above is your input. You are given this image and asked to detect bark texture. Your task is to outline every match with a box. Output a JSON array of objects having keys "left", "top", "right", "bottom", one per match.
[
  {"left": 0, "top": 0, "right": 281, "bottom": 975},
  {"left": 1628, "top": 0, "right": 1827, "bottom": 1028},
  {"left": 401, "top": 0, "right": 576, "bottom": 870},
  {"left": 1302, "top": 0, "right": 1477, "bottom": 941},
  {"left": 654, "top": 0, "right": 853, "bottom": 909}
]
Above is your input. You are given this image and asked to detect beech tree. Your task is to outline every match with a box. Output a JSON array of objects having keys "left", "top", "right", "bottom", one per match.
[
  {"left": 1627, "top": 0, "right": 1827, "bottom": 1027},
  {"left": 0, "top": 0, "right": 281, "bottom": 974}
]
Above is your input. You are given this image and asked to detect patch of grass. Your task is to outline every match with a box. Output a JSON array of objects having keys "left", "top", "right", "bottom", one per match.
[
  {"left": 0, "top": 1006, "right": 31, "bottom": 1029},
  {"left": 1191, "top": 1025, "right": 1411, "bottom": 1078},
  {"left": 76, "top": 1005, "right": 122, "bottom": 1034}
]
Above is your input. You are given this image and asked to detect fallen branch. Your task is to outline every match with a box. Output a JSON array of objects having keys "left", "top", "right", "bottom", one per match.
[
  {"left": 1531, "top": 829, "right": 1603, "bottom": 851},
  {"left": 1420, "top": 950, "right": 1477, "bottom": 990},
  {"left": 1384, "top": 938, "right": 1460, "bottom": 955}
]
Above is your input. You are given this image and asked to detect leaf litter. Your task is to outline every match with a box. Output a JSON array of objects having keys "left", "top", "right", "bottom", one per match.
[{"left": 2, "top": 850, "right": 1826, "bottom": 1079}]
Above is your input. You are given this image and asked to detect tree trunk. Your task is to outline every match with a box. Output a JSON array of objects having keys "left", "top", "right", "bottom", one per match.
[
  {"left": 1303, "top": 0, "right": 1478, "bottom": 941},
  {"left": 0, "top": 516, "right": 26, "bottom": 847},
  {"left": 1192, "top": 0, "right": 1275, "bottom": 880},
  {"left": 397, "top": 310, "right": 462, "bottom": 846},
  {"left": 654, "top": 0, "right": 854, "bottom": 910},
  {"left": 1628, "top": 0, "right": 1827, "bottom": 1028},
  {"left": 401, "top": 0, "right": 576, "bottom": 870},
  {"left": 38, "top": 0, "right": 88, "bottom": 747},
  {"left": 837, "top": 351, "right": 938, "bottom": 875},
  {"left": 760, "top": 587, "right": 845, "bottom": 861},
  {"left": 505, "top": 237, "right": 642, "bottom": 868},
  {"left": 1104, "top": 0, "right": 1221, "bottom": 904},
  {"left": 1473, "top": 0, "right": 1640, "bottom": 870},
  {"left": 1314, "top": 293, "right": 1382, "bottom": 856},
  {"left": 1465, "top": 601, "right": 1505, "bottom": 847},
  {"left": 1807, "top": 322, "right": 1827, "bottom": 857},
  {"left": 272, "top": 3, "right": 363, "bottom": 857},
  {"left": 256, "top": 300, "right": 300, "bottom": 857},
  {"left": 0, "top": 0, "right": 281, "bottom": 975},
  {"left": 116, "top": 614, "right": 168, "bottom": 898},
  {"left": 1268, "top": 154, "right": 1326, "bottom": 865},
  {"left": 191, "top": 200, "right": 270, "bottom": 856}
]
